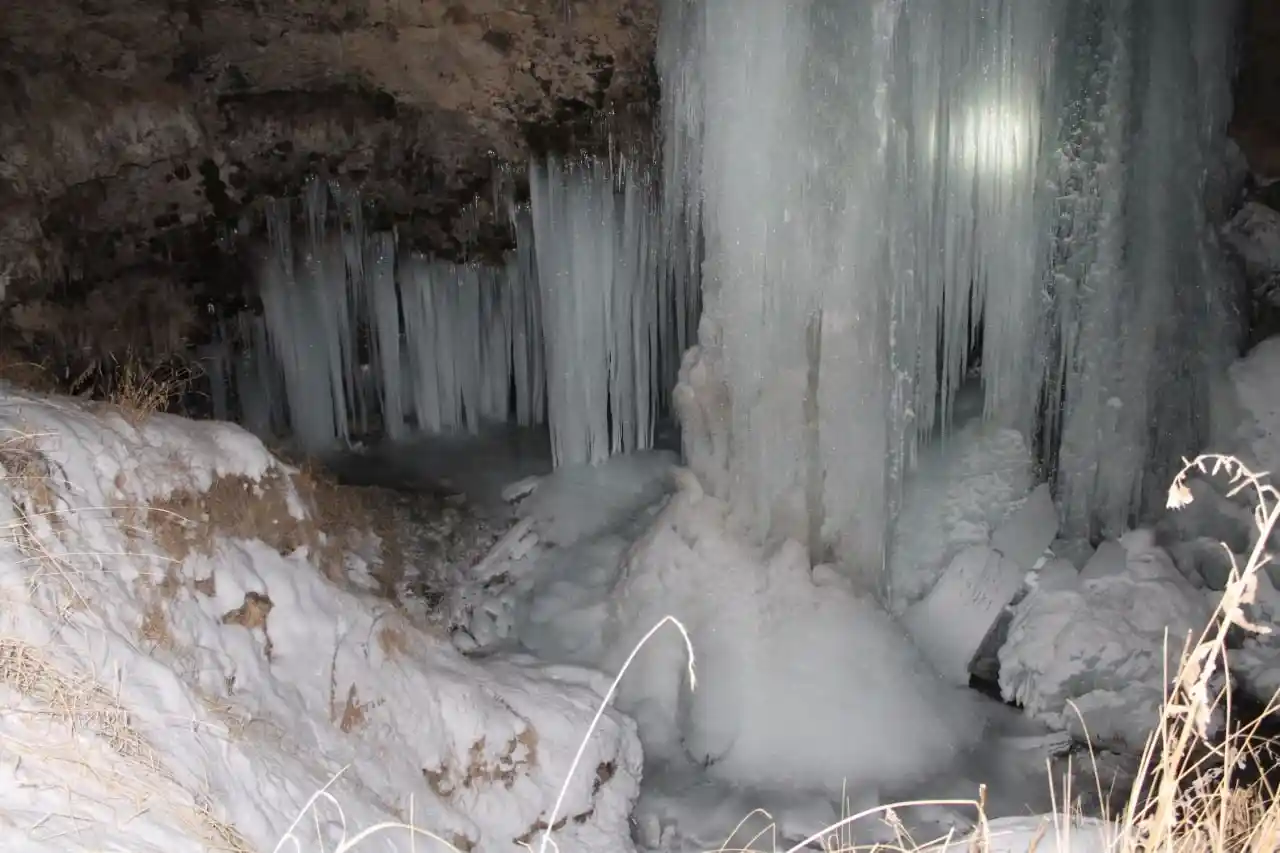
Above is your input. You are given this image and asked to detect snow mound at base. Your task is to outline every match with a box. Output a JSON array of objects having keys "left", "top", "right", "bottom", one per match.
[
  {"left": 603, "top": 472, "right": 985, "bottom": 799},
  {"left": 0, "top": 389, "right": 641, "bottom": 853},
  {"left": 889, "top": 419, "right": 1035, "bottom": 614},
  {"left": 999, "top": 529, "right": 1213, "bottom": 751}
]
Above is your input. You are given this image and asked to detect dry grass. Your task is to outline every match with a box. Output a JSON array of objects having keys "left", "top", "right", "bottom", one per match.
[
  {"left": 99, "top": 351, "right": 203, "bottom": 425},
  {"left": 290, "top": 461, "right": 408, "bottom": 596},
  {"left": 0, "top": 345, "right": 60, "bottom": 395},
  {"left": 135, "top": 470, "right": 322, "bottom": 564},
  {"left": 0, "top": 429, "right": 59, "bottom": 518},
  {"left": 1107, "top": 454, "right": 1280, "bottom": 853},
  {"left": 0, "top": 636, "right": 253, "bottom": 852}
]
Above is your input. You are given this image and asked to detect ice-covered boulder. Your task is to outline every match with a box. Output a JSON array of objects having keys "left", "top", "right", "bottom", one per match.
[
  {"left": 998, "top": 529, "right": 1213, "bottom": 751},
  {"left": 1230, "top": 570, "right": 1280, "bottom": 702}
]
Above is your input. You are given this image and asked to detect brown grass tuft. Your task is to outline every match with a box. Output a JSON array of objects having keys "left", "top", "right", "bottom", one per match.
[
  {"left": 139, "top": 596, "right": 174, "bottom": 649},
  {"left": 0, "top": 636, "right": 253, "bottom": 852},
  {"left": 100, "top": 351, "right": 203, "bottom": 426},
  {"left": 0, "top": 346, "right": 60, "bottom": 395},
  {"left": 336, "top": 683, "right": 382, "bottom": 734},
  {"left": 377, "top": 623, "right": 410, "bottom": 660},
  {"left": 0, "top": 429, "right": 60, "bottom": 518}
]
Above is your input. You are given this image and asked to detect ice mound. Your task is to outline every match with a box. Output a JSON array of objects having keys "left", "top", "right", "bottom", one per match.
[
  {"left": 603, "top": 471, "right": 985, "bottom": 799},
  {"left": 0, "top": 388, "right": 641, "bottom": 853},
  {"left": 998, "top": 529, "right": 1213, "bottom": 750}
]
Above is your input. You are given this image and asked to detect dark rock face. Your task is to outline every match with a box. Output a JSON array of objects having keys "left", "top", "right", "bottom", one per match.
[
  {"left": 0, "top": 0, "right": 658, "bottom": 299},
  {"left": 1234, "top": 0, "right": 1280, "bottom": 179}
]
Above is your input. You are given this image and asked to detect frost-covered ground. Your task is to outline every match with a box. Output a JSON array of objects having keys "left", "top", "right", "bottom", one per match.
[{"left": 0, "top": 386, "right": 641, "bottom": 853}]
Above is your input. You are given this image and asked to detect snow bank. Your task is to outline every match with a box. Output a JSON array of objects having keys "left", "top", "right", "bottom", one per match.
[
  {"left": 603, "top": 470, "right": 985, "bottom": 799},
  {"left": 998, "top": 530, "right": 1213, "bottom": 751},
  {"left": 0, "top": 388, "right": 641, "bottom": 853},
  {"left": 443, "top": 451, "right": 677, "bottom": 658}
]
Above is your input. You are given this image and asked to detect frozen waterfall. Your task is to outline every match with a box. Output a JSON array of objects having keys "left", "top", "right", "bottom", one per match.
[{"left": 662, "top": 0, "right": 1241, "bottom": 590}]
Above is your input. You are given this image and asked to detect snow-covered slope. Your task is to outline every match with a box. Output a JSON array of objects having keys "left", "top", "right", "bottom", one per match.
[{"left": 0, "top": 387, "right": 641, "bottom": 853}]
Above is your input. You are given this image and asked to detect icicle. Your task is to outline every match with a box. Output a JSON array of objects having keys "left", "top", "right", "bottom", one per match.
[
  {"left": 233, "top": 153, "right": 685, "bottom": 459},
  {"left": 509, "top": 208, "right": 547, "bottom": 427},
  {"left": 366, "top": 231, "right": 404, "bottom": 439},
  {"left": 528, "top": 155, "right": 673, "bottom": 467}
]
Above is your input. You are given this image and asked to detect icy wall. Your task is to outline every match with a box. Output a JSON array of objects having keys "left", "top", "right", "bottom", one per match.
[
  {"left": 205, "top": 162, "right": 696, "bottom": 465},
  {"left": 661, "top": 0, "right": 1241, "bottom": 590}
]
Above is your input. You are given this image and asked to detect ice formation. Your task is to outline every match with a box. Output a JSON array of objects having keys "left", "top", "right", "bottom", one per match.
[
  {"left": 209, "top": 164, "right": 693, "bottom": 466},
  {"left": 660, "top": 0, "right": 1241, "bottom": 588},
  {"left": 0, "top": 386, "right": 642, "bottom": 852},
  {"left": 1223, "top": 201, "right": 1280, "bottom": 309}
]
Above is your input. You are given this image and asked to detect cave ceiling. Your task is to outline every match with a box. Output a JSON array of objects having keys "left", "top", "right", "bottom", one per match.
[{"left": 0, "top": 0, "right": 659, "bottom": 303}]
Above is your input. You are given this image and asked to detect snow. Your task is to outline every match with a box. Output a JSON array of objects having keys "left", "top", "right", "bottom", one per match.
[
  {"left": 998, "top": 528, "right": 1214, "bottom": 751},
  {"left": 444, "top": 451, "right": 678, "bottom": 663},
  {"left": 0, "top": 386, "right": 642, "bottom": 853},
  {"left": 430, "top": 435, "right": 1144, "bottom": 850}
]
